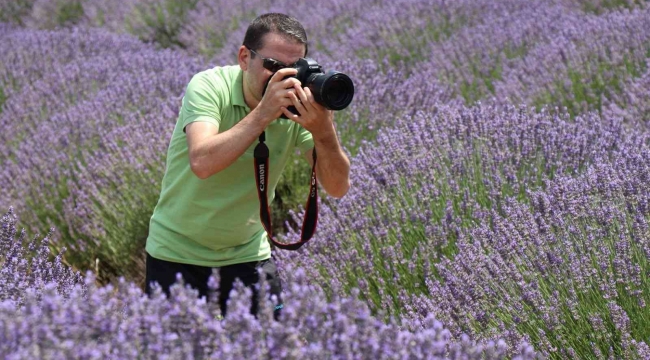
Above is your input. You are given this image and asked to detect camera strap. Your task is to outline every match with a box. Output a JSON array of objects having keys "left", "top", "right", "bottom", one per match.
[{"left": 254, "top": 131, "right": 318, "bottom": 251}]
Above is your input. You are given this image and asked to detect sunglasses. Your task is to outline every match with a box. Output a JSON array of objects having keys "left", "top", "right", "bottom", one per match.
[{"left": 247, "top": 47, "right": 298, "bottom": 73}]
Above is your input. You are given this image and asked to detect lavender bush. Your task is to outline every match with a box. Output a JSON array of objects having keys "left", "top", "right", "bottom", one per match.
[
  {"left": 0, "top": 248, "right": 538, "bottom": 359},
  {"left": 194, "top": 0, "right": 584, "bottom": 69},
  {"left": 0, "top": 26, "right": 145, "bottom": 99},
  {"left": 0, "top": 26, "right": 207, "bottom": 285},
  {"left": 411, "top": 149, "right": 650, "bottom": 358},
  {"left": 21, "top": 0, "right": 84, "bottom": 29},
  {"left": 280, "top": 103, "right": 642, "bottom": 309},
  {"left": 177, "top": 0, "right": 275, "bottom": 59},
  {"left": 0, "top": 0, "right": 35, "bottom": 25},
  {"left": 424, "top": 3, "right": 586, "bottom": 104},
  {"left": 123, "top": 0, "right": 200, "bottom": 48},
  {"left": 603, "top": 60, "right": 650, "bottom": 125},
  {"left": 0, "top": 208, "right": 83, "bottom": 307},
  {"left": 278, "top": 104, "right": 650, "bottom": 355},
  {"left": 492, "top": 6, "right": 650, "bottom": 117},
  {"left": 79, "top": 0, "right": 139, "bottom": 30}
]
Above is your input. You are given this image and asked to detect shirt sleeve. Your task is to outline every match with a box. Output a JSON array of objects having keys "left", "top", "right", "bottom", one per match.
[
  {"left": 295, "top": 124, "right": 314, "bottom": 155},
  {"left": 180, "top": 72, "right": 222, "bottom": 133}
]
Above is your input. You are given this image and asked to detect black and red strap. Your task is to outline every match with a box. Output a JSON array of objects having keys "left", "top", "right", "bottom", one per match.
[{"left": 254, "top": 131, "right": 318, "bottom": 250}]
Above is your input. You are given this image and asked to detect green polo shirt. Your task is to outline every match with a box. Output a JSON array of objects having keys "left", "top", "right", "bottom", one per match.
[{"left": 146, "top": 65, "right": 314, "bottom": 267}]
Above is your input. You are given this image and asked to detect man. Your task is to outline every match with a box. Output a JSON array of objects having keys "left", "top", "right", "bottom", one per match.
[{"left": 144, "top": 13, "right": 350, "bottom": 320}]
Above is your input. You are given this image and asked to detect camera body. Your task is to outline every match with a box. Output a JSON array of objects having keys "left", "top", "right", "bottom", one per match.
[{"left": 265, "top": 58, "right": 355, "bottom": 119}]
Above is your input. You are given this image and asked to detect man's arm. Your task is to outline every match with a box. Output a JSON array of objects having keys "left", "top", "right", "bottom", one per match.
[
  {"left": 281, "top": 82, "right": 350, "bottom": 198},
  {"left": 304, "top": 126, "right": 350, "bottom": 199},
  {"left": 187, "top": 68, "right": 300, "bottom": 179},
  {"left": 186, "top": 111, "right": 267, "bottom": 179}
]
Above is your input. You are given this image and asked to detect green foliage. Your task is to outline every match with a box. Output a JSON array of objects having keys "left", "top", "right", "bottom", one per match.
[
  {"left": 0, "top": 74, "right": 164, "bottom": 286},
  {"left": 580, "top": 0, "right": 647, "bottom": 14},
  {"left": 534, "top": 53, "right": 648, "bottom": 118},
  {"left": 56, "top": 0, "right": 84, "bottom": 26},
  {"left": 23, "top": 0, "right": 85, "bottom": 29},
  {"left": 0, "top": 86, "right": 6, "bottom": 115},
  {"left": 458, "top": 57, "right": 504, "bottom": 105},
  {"left": 442, "top": 43, "right": 530, "bottom": 106},
  {"left": 89, "top": 166, "right": 159, "bottom": 287},
  {"left": 315, "top": 140, "right": 561, "bottom": 320},
  {"left": 185, "top": 8, "right": 257, "bottom": 59},
  {"left": 482, "top": 201, "right": 649, "bottom": 359},
  {"left": 126, "top": 0, "right": 200, "bottom": 48},
  {"left": 354, "top": 16, "right": 465, "bottom": 71},
  {"left": 0, "top": 0, "right": 35, "bottom": 26},
  {"left": 25, "top": 158, "right": 161, "bottom": 287},
  {"left": 270, "top": 157, "right": 313, "bottom": 236}
]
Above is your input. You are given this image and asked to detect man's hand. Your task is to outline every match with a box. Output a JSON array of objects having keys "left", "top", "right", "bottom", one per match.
[
  {"left": 281, "top": 84, "right": 335, "bottom": 140},
  {"left": 255, "top": 68, "right": 301, "bottom": 123}
]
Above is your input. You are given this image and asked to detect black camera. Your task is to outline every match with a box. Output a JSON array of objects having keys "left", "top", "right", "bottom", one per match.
[{"left": 264, "top": 58, "right": 355, "bottom": 118}]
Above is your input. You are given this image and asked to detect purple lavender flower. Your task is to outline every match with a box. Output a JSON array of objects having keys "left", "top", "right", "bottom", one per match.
[
  {"left": 1, "top": 208, "right": 83, "bottom": 306},
  {"left": 0, "top": 263, "right": 537, "bottom": 359}
]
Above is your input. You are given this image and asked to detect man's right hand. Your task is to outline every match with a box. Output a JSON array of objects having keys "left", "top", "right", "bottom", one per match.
[{"left": 255, "top": 68, "right": 301, "bottom": 123}]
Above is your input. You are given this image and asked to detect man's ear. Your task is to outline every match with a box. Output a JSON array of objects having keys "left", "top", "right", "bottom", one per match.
[{"left": 238, "top": 46, "right": 250, "bottom": 71}]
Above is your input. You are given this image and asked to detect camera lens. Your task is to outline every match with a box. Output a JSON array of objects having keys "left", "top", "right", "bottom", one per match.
[{"left": 308, "top": 71, "right": 354, "bottom": 110}]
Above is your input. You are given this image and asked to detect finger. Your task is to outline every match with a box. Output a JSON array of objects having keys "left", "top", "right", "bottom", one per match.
[
  {"left": 281, "top": 77, "right": 301, "bottom": 89},
  {"left": 289, "top": 91, "right": 307, "bottom": 116},
  {"left": 276, "top": 67, "right": 298, "bottom": 77},
  {"left": 295, "top": 85, "right": 316, "bottom": 112},
  {"left": 271, "top": 77, "right": 300, "bottom": 91},
  {"left": 280, "top": 97, "right": 294, "bottom": 108},
  {"left": 268, "top": 70, "right": 286, "bottom": 84},
  {"left": 283, "top": 88, "right": 298, "bottom": 99},
  {"left": 305, "top": 87, "right": 327, "bottom": 113},
  {"left": 269, "top": 68, "right": 298, "bottom": 84},
  {"left": 304, "top": 87, "right": 317, "bottom": 105},
  {"left": 281, "top": 106, "right": 302, "bottom": 123}
]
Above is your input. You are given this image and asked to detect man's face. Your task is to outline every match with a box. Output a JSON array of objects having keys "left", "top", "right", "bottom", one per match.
[{"left": 241, "top": 32, "right": 306, "bottom": 106}]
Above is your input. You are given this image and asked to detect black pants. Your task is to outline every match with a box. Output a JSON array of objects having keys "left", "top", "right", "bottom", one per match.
[{"left": 144, "top": 252, "right": 283, "bottom": 320}]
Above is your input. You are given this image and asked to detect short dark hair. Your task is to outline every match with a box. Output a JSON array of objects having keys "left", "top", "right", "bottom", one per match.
[{"left": 242, "top": 13, "right": 308, "bottom": 57}]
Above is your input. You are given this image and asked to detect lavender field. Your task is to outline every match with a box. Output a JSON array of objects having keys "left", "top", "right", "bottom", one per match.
[{"left": 1, "top": 0, "right": 650, "bottom": 358}]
